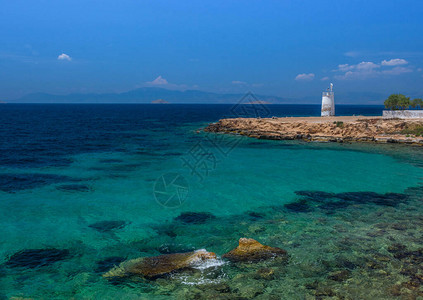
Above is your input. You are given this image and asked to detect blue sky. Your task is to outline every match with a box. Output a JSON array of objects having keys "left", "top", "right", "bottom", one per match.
[{"left": 0, "top": 0, "right": 422, "bottom": 103}]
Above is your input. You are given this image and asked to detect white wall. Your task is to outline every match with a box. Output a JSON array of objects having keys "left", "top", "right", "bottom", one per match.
[{"left": 383, "top": 110, "right": 423, "bottom": 119}]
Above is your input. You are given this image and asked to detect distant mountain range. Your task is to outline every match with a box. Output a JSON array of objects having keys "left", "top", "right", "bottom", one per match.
[
  {"left": 4, "top": 87, "right": 388, "bottom": 104},
  {"left": 6, "top": 87, "right": 293, "bottom": 104}
]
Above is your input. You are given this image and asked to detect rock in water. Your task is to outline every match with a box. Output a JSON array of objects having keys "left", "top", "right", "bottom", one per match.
[
  {"left": 223, "top": 238, "right": 288, "bottom": 262},
  {"left": 95, "top": 256, "right": 126, "bottom": 273},
  {"left": 103, "top": 249, "right": 217, "bottom": 279},
  {"left": 88, "top": 220, "right": 127, "bottom": 232},
  {"left": 174, "top": 212, "right": 216, "bottom": 224},
  {"left": 6, "top": 248, "right": 71, "bottom": 268}
]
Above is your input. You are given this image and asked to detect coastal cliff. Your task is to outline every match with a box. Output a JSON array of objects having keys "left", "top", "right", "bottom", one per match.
[{"left": 205, "top": 116, "right": 423, "bottom": 145}]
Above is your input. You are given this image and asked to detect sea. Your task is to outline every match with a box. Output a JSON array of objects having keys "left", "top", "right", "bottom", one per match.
[{"left": 1, "top": 103, "right": 423, "bottom": 299}]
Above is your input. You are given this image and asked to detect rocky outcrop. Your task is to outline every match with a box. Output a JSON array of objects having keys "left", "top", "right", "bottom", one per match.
[
  {"left": 223, "top": 238, "right": 288, "bottom": 262},
  {"left": 205, "top": 116, "right": 423, "bottom": 145},
  {"left": 103, "top": 249, "right": 217, "bottom": 279}
]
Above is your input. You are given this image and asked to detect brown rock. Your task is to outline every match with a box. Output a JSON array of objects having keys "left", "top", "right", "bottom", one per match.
[
  {"left": 389, "top": 284, "right": 402, "bottom": 296},
  {"left": 255, "top": 267, "right": 275, "bottom": 280},
  {"left": 222, "top": 238, "right": 288, "bottom": 262},
  {"left": 328, "top": 269, "right": 351, "bottom": 282},
  {"left": 103, "top": 249, "right": 216, "bottom": 279},
  {"left": 204, "top": 117, "right": 423, "bottom": 145}
]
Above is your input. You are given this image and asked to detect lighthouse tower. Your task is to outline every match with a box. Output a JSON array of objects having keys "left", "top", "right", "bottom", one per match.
[{"left": 321, "top": 83, "right": 335, "bottom": 117}]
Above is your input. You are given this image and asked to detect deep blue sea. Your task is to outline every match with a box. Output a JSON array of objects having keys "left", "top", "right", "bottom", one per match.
[{"left": 1, "top": 104, "right": 423, "bottom": 299}]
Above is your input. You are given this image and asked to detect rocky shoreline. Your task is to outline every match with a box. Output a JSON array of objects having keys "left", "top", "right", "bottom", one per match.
[{"left": 205, "top": 116, "right": 423, "bottom": 145}]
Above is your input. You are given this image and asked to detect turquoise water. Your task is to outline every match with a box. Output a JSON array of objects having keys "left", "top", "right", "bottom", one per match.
[{"left": 1, "top": 104, "right": 423, "bottom": 299}]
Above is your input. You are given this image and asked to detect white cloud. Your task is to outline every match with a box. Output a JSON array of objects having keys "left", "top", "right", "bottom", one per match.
[
  {"left": 147, "top": 75, "right": 168, "bottom": 85},
  {"left": 321, "top": 76, "right": 330, "bottom": 81},
  {"left": 381, "top": 66, "right": 413, "bottom": 75},
  {"left": 295, "top": 73, "right": 315, "bottom": 81},
  {"left": 381, "top": 58, "right": 408, "bottom": 66},
  {"left": 57, "top": 53, "right": 71, "bottom": 61},
  {"left": 356, "top": 61, "right": 380, "bottom": 70},
  {"left": 334, "top": 59, "right": 412, "bottom": 80},
  {"left": 338, "top": 64, "right": 354, "bottom": 72},
  {"left": 232, "top": 80, "right": 247, "bottom": 85}
]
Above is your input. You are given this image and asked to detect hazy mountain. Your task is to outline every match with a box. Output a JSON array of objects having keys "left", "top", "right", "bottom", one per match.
[
  {"left": 5, "top": 87, "right": 388, "bottom": 105},
  {"left": 8, "top": 87, "right": 296, "bottom": 104}
]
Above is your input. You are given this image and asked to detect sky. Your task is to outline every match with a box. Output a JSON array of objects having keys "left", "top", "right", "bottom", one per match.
[{"left": 1, "top": 0, "right": 423, "bottom": 103}]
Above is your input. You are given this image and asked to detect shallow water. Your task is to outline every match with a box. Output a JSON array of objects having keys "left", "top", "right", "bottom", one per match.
[{"left": 1, "top": 104, "right": 423, "bottom": 299}]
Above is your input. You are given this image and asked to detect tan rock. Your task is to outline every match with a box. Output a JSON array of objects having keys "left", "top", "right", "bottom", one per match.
[
  {"left": 103, "top": 249, "right": 216, "bottom": 279},
  {"left": 222, "top": 238, "right": 288, "bottom": 262},
  {"left": 205, "top": 116, "right": 423, "bottom": 145}
]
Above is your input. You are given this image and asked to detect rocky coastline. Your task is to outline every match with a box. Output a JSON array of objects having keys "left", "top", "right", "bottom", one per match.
[{"left": 205, "top": 116, "right": 423, "bottom": 145}]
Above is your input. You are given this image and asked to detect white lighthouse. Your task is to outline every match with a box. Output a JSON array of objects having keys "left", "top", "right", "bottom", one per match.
[{"left": 321, "top": 83, "right": 335, "bottom": 117}]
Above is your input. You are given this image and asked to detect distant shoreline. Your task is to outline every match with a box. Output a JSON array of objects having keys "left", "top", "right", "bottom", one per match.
[
  {"left": 0, "top": 102, "right": 385, "bottom": 106},
  {"left": 205, "top": 116, "right": 423, "bottom": 145}
]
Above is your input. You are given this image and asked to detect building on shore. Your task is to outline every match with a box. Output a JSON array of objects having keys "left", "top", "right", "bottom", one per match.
[{"left": 321, "top": 83, "right": 335, "bottom": 117}]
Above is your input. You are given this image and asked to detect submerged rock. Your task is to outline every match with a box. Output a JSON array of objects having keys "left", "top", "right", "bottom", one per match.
[
  {"left": 222, "top": 238, "right": 288, "bottom": 262},
  {"left": 295, "top": 191, "right": 335, "bottom": 202},
  {"left": 157, "top": 244, "right": 195, "bottom": 255},
  {"left": 95, "top": 256, "right": 126, "bottom": 273},
  {"left": 255, "top": 267, "right": 276, "bottom": 280},
  {"left": 284, "top": 200, "right": 310, "bottom": 212},
  {"left": 88, "top": 220, "right": 127, "bottom": 233},
  {"left": 98, "top": 159, "right": 124, "bottom": 163},
  {"left": 6, "top": 248, "right": 71, "bottom": 268},
  {"left": 336, "top": 191, "right": 408, "bottom": 207},
  {"left": 328, "top": 269, "right": 351, "bottom": 282},
  {"left": 103, "top": 249, "right": 217, "bottom": 279},
  {"left": 246, "top": 211, "right": 266, "bottom": 220},
  {"left": 174, "top": 212, "right": 216, "bottom": 224},
  {"left": 0, "top": 173, "right": 72, "bottom": 193},
  {"left": 294, "top": 190, "right": 408, "bottom": 212},
  {"left": 56, "top": 184, "right": 92, "bottom": 192}
]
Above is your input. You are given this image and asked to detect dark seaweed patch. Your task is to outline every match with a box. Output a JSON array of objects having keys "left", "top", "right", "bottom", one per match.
[
  {"left": 174, "top": 212, "right": 216, "bottom": 224},
  {"left": 56, "top": 184, "right": 92, "bottom": 192},
  {"left": 319, "top": 201, "right": 350, "bottom": 211},
  {"left": 294, "top": 191, "right": 335, "bottom": 202},
  {"left": 95, "top": 256, "right": 126, "bottom": 273},
  {"left": 335, "top": 192, "right": 407, "bottom": 207},
  {"left": 89, "top": 220, "right": 127, "bottom": 232},
  {"left": 246, "top": 211, "right": 266, "bottom": 220},
  {"left": 163, "top": 152, "right": 183, "bottom": 156},
  {"left": 89, "top": 163, "right": 150, "bottom": 173},
  {"left": 0, "top": 173, "right": 73, "bottom": 193},
  {"left": 284, "top": 200, "right": 311, "bottom": 212},
  {"left": 98, "top": 159, "right": 124, "bottom": 163},
  {"left": 6, "top": 248, "right": 71, "bottom": 269},
  {"left": 152, "top": 226, "right": 177, "bottom": 238},
  {"left": 292, "top": 190, "right": 408, "bottom": 213}
]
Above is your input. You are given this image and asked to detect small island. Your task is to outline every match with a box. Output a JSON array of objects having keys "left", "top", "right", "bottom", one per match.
[
  {"left": 151, "top": 99, "right": 170, "bottom": 104},
  {"left": 205, "top": 93, "right": 423, "bottom": 145}
]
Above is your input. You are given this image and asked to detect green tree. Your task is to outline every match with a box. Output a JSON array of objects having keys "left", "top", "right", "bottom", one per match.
[
  {"left": 411, "top": 98, "right": 423, "bottom": 109},
  {"left": 384, "top": 94, "right": 410, "bottom": 110}
]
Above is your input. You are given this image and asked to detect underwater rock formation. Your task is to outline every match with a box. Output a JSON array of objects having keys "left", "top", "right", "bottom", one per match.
[
  {"left": 174, "top": 212, "right": 216, "bottom": 224},
  {"left": 285, "top": 190, "right": 409, "bottom": 214},
  {"left": 88, "top": 220, "right": 127, "bottom": 233},
  {"left": 0, "top": 173, "right": 73, "bottom": 193},
  {"left": 103, "top": 249, "right": 217, "bottom": 279},
  {"left": 6, "top": 248, "right": 71, "bottom": 268},
  {"left": 56, "top": 184, "right": 92, "bottom": 192},
  {"left": 223, "top": 238, "right": 288, "bottom": 262},
  {"left": 95, "top": 256, "right": 126, "bottom": 273}
]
